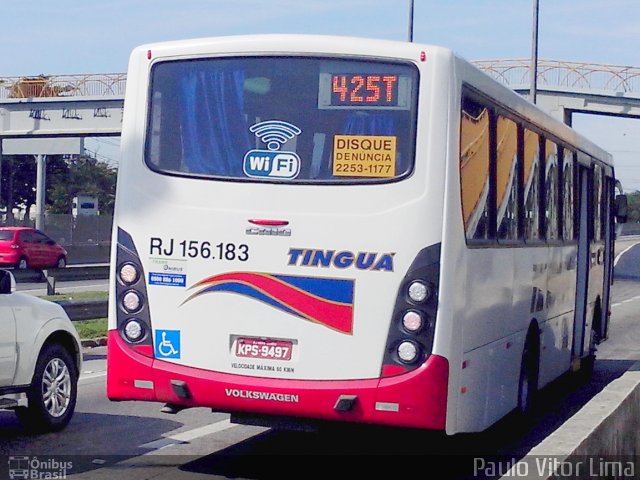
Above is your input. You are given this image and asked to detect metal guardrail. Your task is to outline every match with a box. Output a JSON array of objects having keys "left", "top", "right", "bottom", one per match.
[
  {"left": 56, "top": 299, "right": 107, "bottom": 321},
  {"left": 12, "top": 265, "right": 109, "bottom": 321},
  {"left": 11, "top": 265, "right": 109, "bottom": 283}
]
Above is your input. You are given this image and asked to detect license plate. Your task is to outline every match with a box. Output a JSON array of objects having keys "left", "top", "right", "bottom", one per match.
[{"left": 235, "top": 338, "right": 293, "bottom": 361}]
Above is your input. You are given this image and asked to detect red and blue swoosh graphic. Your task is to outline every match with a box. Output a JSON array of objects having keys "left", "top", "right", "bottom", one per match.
[{"left": 182, "top": 272, "right": 354, "bottom": 334}]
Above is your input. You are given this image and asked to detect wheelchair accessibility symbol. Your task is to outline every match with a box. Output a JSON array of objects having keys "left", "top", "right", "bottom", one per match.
[{"left": 155, "top": 330, "right": 181, "bottom": 359}]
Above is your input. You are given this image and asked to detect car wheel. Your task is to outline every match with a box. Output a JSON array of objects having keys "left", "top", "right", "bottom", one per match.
[
  {"left": 17, "top": 257, "right": 28, "bottom": 269},
  {"left": 56, "top": 256, "right": 67, "bottom": 268},
  {"left": 16, "top": 343, "right": 78, "bottom": 433}
]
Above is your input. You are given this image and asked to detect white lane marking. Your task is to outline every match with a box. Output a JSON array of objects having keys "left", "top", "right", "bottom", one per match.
[
  {"left": 612, "top": 295, "right": 640, "bottom": 308},
  {"left": 139, "top": 418, "right": 239, "bottom": 451},
  {"left": 79, "top": 371, "right": 107, "bottom": 382},
  {"left": 614, "top": 242, "right": 640, "bottom": 267}
]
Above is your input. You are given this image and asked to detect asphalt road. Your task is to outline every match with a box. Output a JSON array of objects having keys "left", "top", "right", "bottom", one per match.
[{"left": 0, "top": 244, "right": 638, "bottom": 479}]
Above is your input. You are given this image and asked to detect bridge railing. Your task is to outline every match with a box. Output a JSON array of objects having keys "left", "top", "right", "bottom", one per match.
[
  {"left": 3, "top": 60, "right": 640, "bottom": 99},
  {"left": 0, "top": 73, "right": 126, "bottom": 99},
  {"left": 473, "top": 59, "right": 640, "bottom": 94}
]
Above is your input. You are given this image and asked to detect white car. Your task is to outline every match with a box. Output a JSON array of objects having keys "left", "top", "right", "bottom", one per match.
[{"left": 0, "top": 269, "right": 81, "bottom": 432}]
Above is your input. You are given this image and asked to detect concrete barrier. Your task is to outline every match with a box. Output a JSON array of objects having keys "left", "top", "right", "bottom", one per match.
[{"left": 501, "top": 362, "right": 640, "bottom": 479}]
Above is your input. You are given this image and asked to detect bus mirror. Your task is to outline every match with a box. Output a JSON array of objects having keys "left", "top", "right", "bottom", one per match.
[{"left": 615, "top": 194, "right": 628, "bottom": 224}]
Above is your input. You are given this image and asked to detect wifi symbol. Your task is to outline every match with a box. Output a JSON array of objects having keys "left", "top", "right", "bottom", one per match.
[{"left": 249, "top": 120, "right": 302, "bottom": 151}]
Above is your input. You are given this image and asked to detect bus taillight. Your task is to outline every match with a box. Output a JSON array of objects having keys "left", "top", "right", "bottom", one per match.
[
  {"left": 408, "top": 280, "right": 432, "bottom": 303},
  {"left": 115, "top": 227, "right": 154, "bottom": 357},
  {"left": 381, "top": 243, "right": 440, "bottom": 377},
  {"left": 401, "top": 310, "right": 424, "bottom": 332},
  {"left": 118, "top": 262, "right": 140, "bottom": 285},
  {"left": 123, "top": 318, "right": 145, "bottom": 342}
]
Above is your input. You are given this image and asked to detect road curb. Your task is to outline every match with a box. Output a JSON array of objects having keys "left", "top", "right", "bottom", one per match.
[{"left": 81, "top": 337, "right": 108, "bottom": 348}]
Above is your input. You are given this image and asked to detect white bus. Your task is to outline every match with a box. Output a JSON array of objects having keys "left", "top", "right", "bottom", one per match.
[{"left": 107, "top": 34, "right": 626, "bottom": 434}]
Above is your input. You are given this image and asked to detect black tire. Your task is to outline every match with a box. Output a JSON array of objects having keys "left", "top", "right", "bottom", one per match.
[
  {"left": 16, "top": 343, "right": 78, "bottom": 433},
  {"left": 516, "top": 334, "right": 538, "bottom": 418},
  {"left": 579, "top": 326, "right": 599, "bottom": 383}
]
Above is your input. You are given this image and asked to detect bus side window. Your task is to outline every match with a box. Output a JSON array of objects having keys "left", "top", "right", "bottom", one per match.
[
  {"left": 562, "top": 149, "right": 576, "bottom": 241},
  {"left": 460, "top": 95, "right": 494, "bottom": 242},
  {"left": 544, "top": 140, "right": 560, "bottom": 241},
  {"left": 593, "top": 163, "right": 604, "bottom": 242},
  {"left": 496, "top": 115, "right": 519, "bottom": 242},
  {"left": 523, "top": 129, "right": 541, "bottom": 242}
]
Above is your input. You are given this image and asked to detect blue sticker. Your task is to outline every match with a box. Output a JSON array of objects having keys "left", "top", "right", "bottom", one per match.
[
  {"left": 155, "top": 330, "right": 181, "bottom": 359},
  {"left": 149, "top": 272, "right": 187, "bottom": 287},
  {"left": 243, "top": 150, "right": 301, "bottom": 179},
  {"left": 243, "top": 120, "right": 302, "bottom": 180}
]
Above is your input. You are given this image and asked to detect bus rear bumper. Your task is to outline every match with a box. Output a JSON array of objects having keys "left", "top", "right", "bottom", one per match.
[{"left": 107, "top": 331, "right": 449, "bottom": 430}]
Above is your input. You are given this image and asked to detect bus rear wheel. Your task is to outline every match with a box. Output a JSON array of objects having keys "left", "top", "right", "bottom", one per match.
[
  {"left": 517, "top": 334, "right": 539, "bottom": 418},
  {"left": 580, "top": 313, "right": 601, "bottom": 383}
]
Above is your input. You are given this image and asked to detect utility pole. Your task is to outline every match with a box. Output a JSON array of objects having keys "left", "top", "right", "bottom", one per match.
[
  {"left": 530, "top": 0, "right": 539, "bottom": 104},
  {"left": 35, "top": 154, "right": 46, "bottom": 230},
  {"left": 408, "top": 0, "right": 415, "bottom": 42}
]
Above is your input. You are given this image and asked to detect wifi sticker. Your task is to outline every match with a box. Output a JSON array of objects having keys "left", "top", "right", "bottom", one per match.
[{"left": 243, "top": 120, "right": 302, "bottom": 180}]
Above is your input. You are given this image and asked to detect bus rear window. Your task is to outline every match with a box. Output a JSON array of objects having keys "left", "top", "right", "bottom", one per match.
[{"left": 146, "top": 57, "right": 418, "bottom": 183}]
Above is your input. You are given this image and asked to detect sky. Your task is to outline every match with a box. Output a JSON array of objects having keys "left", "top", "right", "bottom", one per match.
[{"left": 1, "top": 0, "right": 640, "bottom": 191}]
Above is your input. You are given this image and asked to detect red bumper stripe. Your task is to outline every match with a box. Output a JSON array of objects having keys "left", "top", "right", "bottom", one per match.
[{"left": 107, "top": 330, "right": 448, "bottom": 430}]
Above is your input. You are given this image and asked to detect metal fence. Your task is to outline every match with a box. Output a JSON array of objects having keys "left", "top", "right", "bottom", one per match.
[
  {"left": 0, "top": 73, "right": 126, "bottom": 100},
  {"left": 473, "top": 59, "right": 640, "bottom": 93},
  {"left": 1, "top": 214, "right": 113, "bottom": 246}
]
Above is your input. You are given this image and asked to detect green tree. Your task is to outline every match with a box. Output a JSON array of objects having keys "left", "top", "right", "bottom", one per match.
[
  {"left": 626, "top": 190, "right": 640, "bottom": 223},
  {"left": 1, "top": 155, "right": 68, "bottom": 221},
  {"left": 47, "top": 155, "right": 117, "bottom": 215}
]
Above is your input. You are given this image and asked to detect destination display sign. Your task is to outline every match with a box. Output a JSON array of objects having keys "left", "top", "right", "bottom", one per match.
[{"left": 318, "top": 73, "right": 411, "bottom": 110}]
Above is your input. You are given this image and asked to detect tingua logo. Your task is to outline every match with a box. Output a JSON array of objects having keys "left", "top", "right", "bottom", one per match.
[{"left": 243, "top": 120, "right": 302, "bottom": 180}]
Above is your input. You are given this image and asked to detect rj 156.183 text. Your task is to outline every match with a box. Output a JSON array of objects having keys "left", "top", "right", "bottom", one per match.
[{"left": 150, "top": 237, "right": 249, "bottom": 261}]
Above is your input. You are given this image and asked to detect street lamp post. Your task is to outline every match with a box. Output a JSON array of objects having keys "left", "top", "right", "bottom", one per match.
[
  {"left": 408, "top": 0, "right": 414, "bottom": 42},
  {"left": 530, "top": 0, "right": 539, "bottom": 104}
]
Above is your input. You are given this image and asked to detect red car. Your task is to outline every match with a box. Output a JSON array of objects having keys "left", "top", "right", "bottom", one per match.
[{"left": 0, "top": 227, "right": 68, "bottom": 269}]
